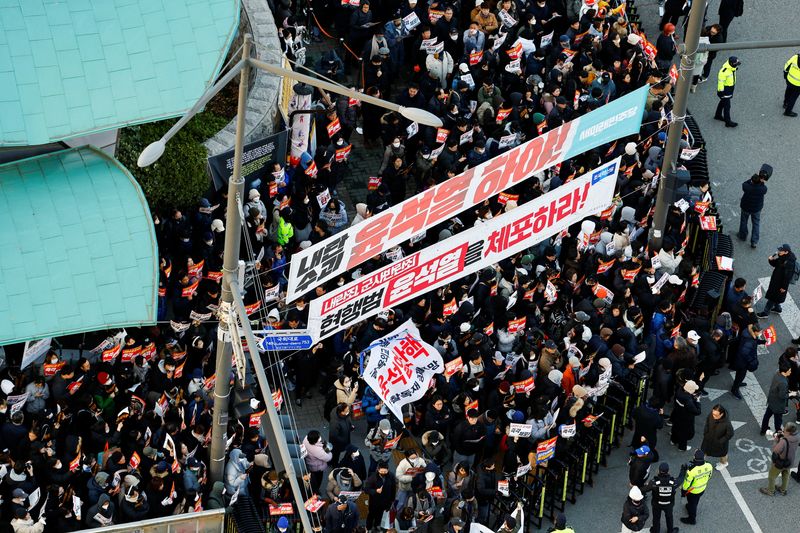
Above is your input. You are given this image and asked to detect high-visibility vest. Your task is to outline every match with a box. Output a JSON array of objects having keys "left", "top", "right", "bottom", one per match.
[
  {"left": 682, "top": 462, "right": 713, "bottom": 494},
  {"left": 785, "top": 55, "right": 800, "bottom": 87},
  {"left": 717, "top": 61, "right": 737, "bottom": 92}
]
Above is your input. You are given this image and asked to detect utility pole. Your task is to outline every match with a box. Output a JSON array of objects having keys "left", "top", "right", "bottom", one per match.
[
  {"left": 209, "top": 35, "right": 251, "bottom": 485},
  {"left": 649, "top": 0, "right": 707, "bottom": 250}
]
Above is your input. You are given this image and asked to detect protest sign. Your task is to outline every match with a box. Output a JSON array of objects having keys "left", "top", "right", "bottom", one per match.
[
  {"left": 308, "top": 160, "right": 621, "bottom": 340},
  {"left": 361, "top": 321, "right": 444, "bottom": 422},
  {"left": 287, "top": 87, "right": 648, "bottom": 300}
]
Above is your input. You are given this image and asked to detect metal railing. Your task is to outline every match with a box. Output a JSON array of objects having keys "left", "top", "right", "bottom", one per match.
[{"left": 80, "top": 509, "right": 226, "bottom": 533}]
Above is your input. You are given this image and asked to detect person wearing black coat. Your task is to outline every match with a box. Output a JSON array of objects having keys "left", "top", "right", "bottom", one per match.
[
  {"left": 621, "top": 486, "right": 650, "bottom": 532},
  {"left": 757, "top": 245, "right": 797, "bottom": 316},
  {"left": 328, "top": 403, "right": 353, "bottom": 467},
  {"left": 731, "top": 323, "right": 764, "bottom": 399},
  {"left": 630, "top": 398, "right": 664, "bottom": 448},
  {"left": 364, "top": 462, "right": 397, "bottom": 531},
  {"left": 701, "top": 404, "right": 735, "bottom": 469},
  {"left": 628, "top": 444, "right": 658, "bottom": 488},
  {"left": 323, "top": 497, "right": 360, "bottom": 533},
  {"left": 737, "top": 173, "right": 768, "bottom": 247},
  {"left": 718, "top": 0, "right": 744, "bottom": 41},
  {"left": 670, "top": 381, "right": 701, "bottom": 451}
]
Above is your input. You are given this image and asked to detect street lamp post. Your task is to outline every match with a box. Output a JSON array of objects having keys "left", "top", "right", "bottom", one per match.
[{"left": 138, "top": 33, "right": 442, "bottom": 531}]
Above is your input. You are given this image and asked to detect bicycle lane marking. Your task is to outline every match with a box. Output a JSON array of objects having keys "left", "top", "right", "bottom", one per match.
[{"left": 719, "top": 466, "right": 765, "bottom": 533}]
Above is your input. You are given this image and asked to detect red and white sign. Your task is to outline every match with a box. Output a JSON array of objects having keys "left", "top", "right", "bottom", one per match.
[
  {"left": 536, "top": 436, "right": 558, "bottom": 463},
  {"left": 383, "top": 434, "right": 403, "bottom": 450},
  {"left": 444, "top": 357, "right": 463, "bottom": 378},
  {"left": 269, "top": 503, "right": 294, "bottom": 515},
  {"left": 308, "top": 160, "right": 621, "bottom": 340},
  {"left": 699, "top": 216, "right": 717, "bottom": 231},
  {"left": 361, "top": 321, "right": 444, "bottom": 422},
  {"left": 368, "top": 176, "right": 382, "bottom": 190},
  {"left": 508, "top": 317, "right": 527, "bottom": 334},
  {"left": 509, "top": 423, "right": 533, "bottom": 438},
  {"left": 513, "top": 377, "right": 535, "bottom": 393},
  {"left": 597, "top": 258, "right": 616, "bottom": 274},
  {"left": 763, "top": 325, "right": 777, "bottom": 346},
  {"left": 286, "top": 87, "right": 648, "bottom": 301}
]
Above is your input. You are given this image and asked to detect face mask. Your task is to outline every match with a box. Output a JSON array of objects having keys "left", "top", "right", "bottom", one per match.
[
  {"left": 102, "top": 503, "right": 110, "bottom": 510},
  {"left": 337, "top": 139, "right": 344, "bottom": 146},
  {"left": 469, "top": 29, "right": 477, "bottom": 35},
  {"left": 450, "top": 33, "right": 458, "bottom": 40},
  {"left": 422, "top": 153, "right": 430, "bottom": 159},
  {"left": 473, "top": 385, "right": 480, "bottom": 392},
  {"left": 392, "top": 141, "right": 400, "bottom": 148}
]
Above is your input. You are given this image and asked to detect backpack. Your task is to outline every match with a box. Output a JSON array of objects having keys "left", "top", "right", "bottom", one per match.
[
  {"left": 772, "top": 437, "right": 792, "bottom": 469},
  {"left": 790, "top": 261, "right": 800, "bottom": 285}
]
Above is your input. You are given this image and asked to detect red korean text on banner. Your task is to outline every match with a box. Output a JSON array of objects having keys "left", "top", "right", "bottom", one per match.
[
  {"left": 249, "top": 410, "right": 265, "bottom": 428},
  {"left": 597, "top": 258, "right": 616, "bottom": 274},
  {"left": 523, "top": 289, "right": 535, "bottom": 301},
  {"left": 668, "top": 64, "right": 679, "bottom": 85},
  {"left": 496, "top": 107, "right": 512, "bottom": 122},
  {"left": 193, "top": 496, "right": 202, "bottom": 512},
  {"left": 305, "top": 160, "right": 318, "bottom": 177},
  {"left": 69, "top": 453, "right": 81, "bottom": 472},
  {"left": 203, "top": 374, "right": 216, "bottom": 391},
  {"left": 592, "top": 284, "right": 614, "bottom": 303},
  {"left": 536, "top": 436, "right": 558, "bottom": 463},
  {"left": 435, "top": 128, "right": 449, "bottom": 143},
  {"left": 763, "top": 325, "right": 777, "bottom": 346},
  {"left": 469, "top": 50, "right": 483, "bottom": 65},
  {"left": 245, "top": 301, "right": 262, "bottom": 315},
  {"left": 443, "top": 298, "right": 458, "bottom": 316},
  {"left": 506, "top": 41, "right": 523, "bottom": 59},
  {"left": 348, "top": 97, "right": 358, "bottom": 107},
  {"left": 305, "top": 496, "right": 326, "bottom": 512},
  {"left": 599, "top": 205, "right": 615, "bottom": 219},
  {"left": 484, "top": 322, "right": 494, "bottom": 335},
  {"left": 174, "top": 360, "right": 186, "bottom": 379},
  {"left": 537, "top": 120, "right": 548, "bottom": 135},
  {"left": 182, "top": 279, "right": 199, "bottom": 298},
  {"left": 671, "top": 323, "right": 682, "bottom": 338},
  {"left": 269, "top": 180, "right": 278, "bottom": 197},
  {"left": 383, "top": 434, "right": 403, "bottom": 450},
  {"left": 172, "top": 349, "right": 187, "bottom": 362},
  {"left": 206, "top": 271, "right": 223, "bottom": 282},
  {"left": 444, "top": 358, "right": 463, "bottom": 378},
  {"left": 279, "top": 196, "right": 291, "bottom": 210},
  {"left": 621, "top": 266, "right": 641, "bottom": 281},
  {"left": 188, "top": 260, "right": 204, "bottom": 278},
  {"left": 582, "top": 413, "right": 601, "bottom": 424},
  {"left": 43, "top": 361, "right": 65, "bottom": 377},
  {"left": 121, "top": 346, "right": 142, "bottom": 364},
  {"left": 327, "top": 118, "right": 341, "bottom": 137},
  {"left": 368, "top": 176, "right": 382, "bottom": 190},
  {"left": 513, "top": 377, "right": 535, "bottom": 393},
  {"left": 272, "top": 390, "right": 283, "bottom": 410},
  {"left": 589, "top": 230, "right": 602, "bottom": 245},
  {"left": 507, "top": 317, "right": 526, "bottom": 334},
  {"left": 351, "top": 400, "right": 364, "bottom": 419},
  {"left": 269, "top": 503, "right": 294, "bottom": 516},
  {"left": 694, "top": 201, "right": 710, "bottom": 215},
  {"left": 427, "top": 487, "right": 444, "bottom": 498},
  {"left": 335, "top": 144, "right": 351, "bottom": 162},
  {"left": 465, "top": 399, "right": 479, "bottom": 416},
  {"left": 67, "top": 376, "right": 84, "bottom": 395},
  {"left": 497, "top": 192, "right": 519, "bottom": 205},
  {"left": 129, "top": 452, "right": 141, "bottom": 469},
  {"left": 140, "top": 342, "right": 157, "bottom": 360},
  {"left": 102, "top": 343, "right": 122, "bottom": 363},
  {"left": 699, "top": 216, "right": 717, "bottom": 231}
]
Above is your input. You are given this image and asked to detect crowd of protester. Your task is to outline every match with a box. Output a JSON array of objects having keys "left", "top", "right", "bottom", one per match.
[{"left": 4, "top": 1, "right": 799, "bottom": 533}]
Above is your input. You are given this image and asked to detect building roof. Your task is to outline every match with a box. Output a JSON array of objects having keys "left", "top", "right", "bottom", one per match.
[
  {"left": 0, "top": 0, "right": 240, "bottom": 147},
  {"left": 0, "top": 146, "right": 158, "bottom": 345}
]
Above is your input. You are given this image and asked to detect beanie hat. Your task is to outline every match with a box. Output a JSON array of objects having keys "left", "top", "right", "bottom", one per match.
[
  {"left": 97, "top": 372, "right": 113, "bottom": 386},
  {"left": 659, "top": 462, "right": 670, "bottom": 473},
  {"left": 572, "top": 385, "right": 587, "bottom": 397},
  {"left": 694, "top": 449, "right": 705, "bottom": 461},
  {"left": 629, "top": 486, "right": 643, "bottom": 501},
  {"left": 277, "top": 517, "right": 290, "bottom": 529},
  {"left": 248, "top": 189, "right": 260, "bottom": 200},
  {"left": 548, "top": 369, "right": 563, "bottom": 384}
]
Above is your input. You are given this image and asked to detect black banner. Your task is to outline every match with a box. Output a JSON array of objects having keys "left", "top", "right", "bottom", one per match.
[{"left": 207, "top": 129, "right": 289, "bottom": 190}]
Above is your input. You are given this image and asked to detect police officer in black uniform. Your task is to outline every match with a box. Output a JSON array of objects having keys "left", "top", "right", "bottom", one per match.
[{"left": 643, "top": 462, "right": 679, "bottom": 533}]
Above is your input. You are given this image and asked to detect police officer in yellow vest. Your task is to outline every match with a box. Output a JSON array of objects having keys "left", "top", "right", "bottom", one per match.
[
  {"left": 715, "top": 56, "right": 740, "bottom": 128},
  {"left": 680, "top": 449, "right": 713, "bottom": 525},
  {"left": 783, "top": 53, "right": 800, "bottom": 117}
]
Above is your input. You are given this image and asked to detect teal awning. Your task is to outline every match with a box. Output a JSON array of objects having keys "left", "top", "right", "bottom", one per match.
[
  {"left": 0, "top": 0, "right": 240, "bottom": 146},
  {"left": 0, "top": 146, "right": 158, "bottom": 345}
]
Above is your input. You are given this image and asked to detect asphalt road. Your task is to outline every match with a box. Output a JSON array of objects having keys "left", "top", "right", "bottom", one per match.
[{"left": 562, "top": 1, "right": 800, "bottom": 532}]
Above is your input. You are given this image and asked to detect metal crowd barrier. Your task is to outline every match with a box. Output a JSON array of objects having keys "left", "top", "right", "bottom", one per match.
[{"left": 80, "top": 509, "right": 226, "bottom": 533}]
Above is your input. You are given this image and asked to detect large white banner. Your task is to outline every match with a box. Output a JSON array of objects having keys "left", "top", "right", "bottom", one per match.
[
  {"left": 362, "top": 320, "right": 444, "bottom": 422},
  {"left": 286, "top": 87, "right": 648, "bottom": 301},
  {"left": 21, "top": 338, "right": 52, "bottom": 369},
  {"left": 310, "top": 158, "right": 620, "bottom": 340}
]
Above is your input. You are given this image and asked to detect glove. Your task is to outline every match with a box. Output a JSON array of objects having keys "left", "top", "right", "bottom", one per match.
[{"left": 681, "top": 489, "right": 687, "bottom": 497}]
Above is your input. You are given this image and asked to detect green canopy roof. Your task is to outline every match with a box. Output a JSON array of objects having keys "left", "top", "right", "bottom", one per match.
[
  {"left": 0, "top": 146, "right": 158, "bottom": 345},
  {"left": 0, "top": 0, "right": 240, "bottom": 146}
]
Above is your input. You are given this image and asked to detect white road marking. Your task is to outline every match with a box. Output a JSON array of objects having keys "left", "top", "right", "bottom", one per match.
[
  {"left": 720, "top": 465, "right": 765, "bottom": 533},
  {"left": 758, "top": 277, "right": 800, "bottom": 339},
  {"left": 731, "top": 371, "right": 768, "bottom": 426},
  {"left": 730, "top": 471, "right": 770, "bottom": 483},
  {"left": 731, "top": 420, "right": 747, "bottom": 430},
  {"left": 701, "top": 387, "right": 728, "bottom": 402}
]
